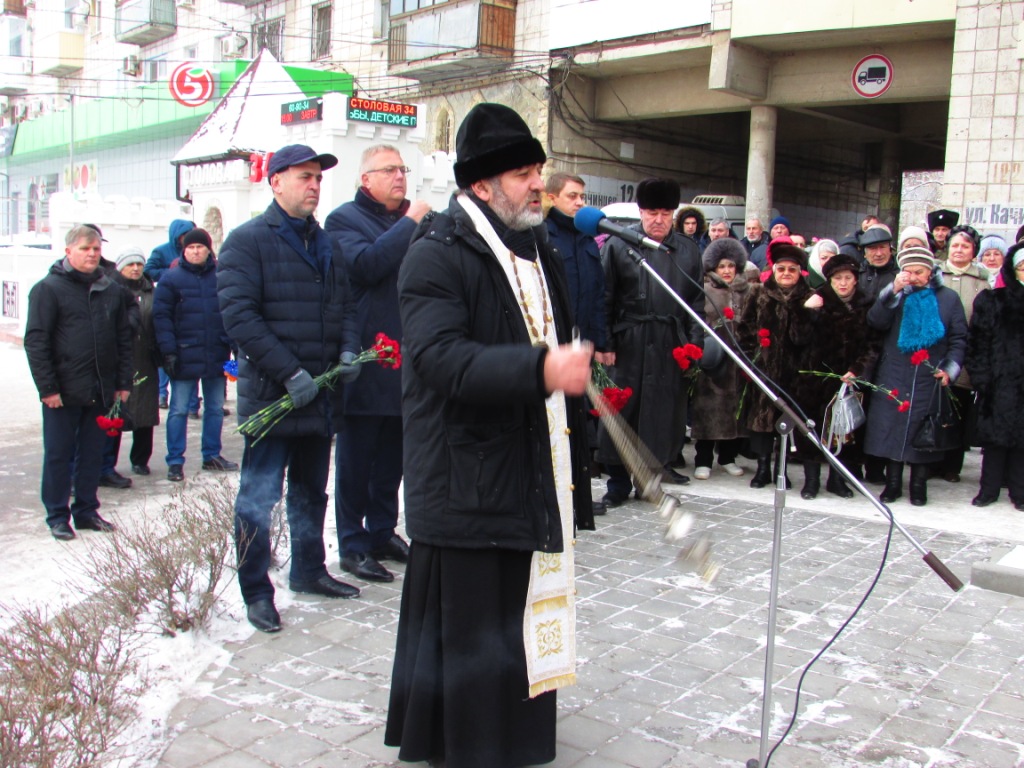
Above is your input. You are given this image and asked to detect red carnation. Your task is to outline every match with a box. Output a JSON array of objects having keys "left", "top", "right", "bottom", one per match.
[
  {"left": 910, "top": 350, "right": 929, "bottom": 366},
  {"left": 682, "top": 343, "right": 703, "bottom": 360},
  {"left": 723, "top": 307, "right": 735, "bottom": 320},
  {"left": 897, "top": 401, "right": 911, "bottom": 413},
  {"left": 888, "top": 389, "right": 899, "bottom": 400},
  {"left": 758, "top": 328, "right": 770, "bottom": 338},
  {"left": 759, "top": 337, "right": 771, "bottom": 348}
]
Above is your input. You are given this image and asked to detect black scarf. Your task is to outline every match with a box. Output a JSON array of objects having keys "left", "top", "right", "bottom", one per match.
[{"left": 467, "top": 191, "right": 538, "bottom": 262}]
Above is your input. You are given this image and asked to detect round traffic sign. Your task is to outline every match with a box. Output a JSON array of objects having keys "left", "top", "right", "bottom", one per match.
[
  {"left": 169, "top": 63, "right": 216, "bottom": 108},
  {"left": 851, "top": 54, "right": 894, "bottom": 99}
]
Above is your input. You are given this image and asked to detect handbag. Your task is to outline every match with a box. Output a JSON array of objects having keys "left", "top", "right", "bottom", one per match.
[
  {"left": 911, "top": 381, "right": 962, "bottom": 452},
  {"left": 822, "top": 382, "right": 865, "bottom": 455}
]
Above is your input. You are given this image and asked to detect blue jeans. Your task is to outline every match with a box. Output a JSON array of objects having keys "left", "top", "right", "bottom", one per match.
[
  {"left": 42, "top": 402, "right": 107, "bottom": 527},
  {"left": 335, "top": 415, "right": 403, "bottom": 555},
  {"left": 165, "top": 376, "right": 225, "bottom": 466},
  {"left": 158, "top": 368, "right": 199, "bottom": 411},
  {"left": 234, "top": 434, "right": 332, "bottom": 604}
]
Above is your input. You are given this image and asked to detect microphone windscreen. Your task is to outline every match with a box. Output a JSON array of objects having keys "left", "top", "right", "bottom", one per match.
[{"left": 574, "top": 206, "right": 606, "bottom": 237}]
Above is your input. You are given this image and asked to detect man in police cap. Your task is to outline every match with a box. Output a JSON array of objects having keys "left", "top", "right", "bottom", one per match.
[
  {"left": 218, "top": 144, "right": 362, "bottom": 633},
  {"left": 927, "top": 208, "right": 960, "bottom": 261}
]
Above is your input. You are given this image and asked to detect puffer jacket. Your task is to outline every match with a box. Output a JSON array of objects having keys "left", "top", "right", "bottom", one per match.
[
  {"left": 145, "top": 219, "right": 195, "bottom": 282},
  {"left": 25, "top": 260, "right": 133, "bottom": 407},
  {"left": 218, "top": 200, "right": 359, "bottom": 437},
  {"left": 152, "top": 256, "right": 231, "bottom": 380}
]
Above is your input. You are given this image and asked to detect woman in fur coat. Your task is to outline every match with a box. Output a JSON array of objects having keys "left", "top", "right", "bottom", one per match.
[
  {"left": 965, "top": 244, "right": 1024, "bottom": 510},
  {"left": 737, "top": 238, "right": 816, "bottom": 488},
  {"left": 863, "top": 247, "right": 968, "bottom": 506},
  {"left": 792, "top": 253, "right": 881, "bottom": 499},
  {"left": 692, "top": 238, "right": 759, "bottom": 480}
]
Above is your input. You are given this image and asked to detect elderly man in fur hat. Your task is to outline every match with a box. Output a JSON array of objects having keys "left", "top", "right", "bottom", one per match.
[
  {"left": 386, "top": 103, "right": 594, "bottom": 768},
  {"left": 598, "top": 177, "right": 704, "bottom": 505}
]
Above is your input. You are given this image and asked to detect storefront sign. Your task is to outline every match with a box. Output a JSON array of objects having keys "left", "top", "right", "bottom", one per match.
[
  {"left": 851, "top": 54, "right": 894, "bottom": 99},
  {"left": 179, "top": 159, "right": 249, "bottom": 199},
  {"left": 281, "top": 98, "right": 323, "bottom": 126},
  {"left": 347, "top": 97, "right": 418, "bottom": 128},
  {"left": 169, "top": 63, "right": 216, "bottom": 108}
]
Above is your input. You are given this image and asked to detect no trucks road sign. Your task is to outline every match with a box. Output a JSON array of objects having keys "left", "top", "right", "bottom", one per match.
[{"left": 852, "top": 54, "right": 894, "bottom": 98}]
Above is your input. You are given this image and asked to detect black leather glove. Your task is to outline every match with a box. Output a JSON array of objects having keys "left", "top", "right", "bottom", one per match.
[
  {"left": 163, "top": 354, "right": 179, "bottom": 379},
  {"left": 285, "top": 368, "right": 318, "bottom": 409},
  {"left": 338, "top": 351, "right": 361, "bottom": 384}
]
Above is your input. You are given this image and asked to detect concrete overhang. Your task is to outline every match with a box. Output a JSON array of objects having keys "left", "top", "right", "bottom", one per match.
[
  {"left": 551, "top": 27, "right": 714, "bottom": 79},
  {"left": 732, "top": 20, "right": 955, "bottom": 52}
]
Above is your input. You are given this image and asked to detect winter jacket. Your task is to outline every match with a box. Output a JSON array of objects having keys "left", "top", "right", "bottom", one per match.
[
  {"left": 791, "top": 284, "right": 881, "bottom": 458},
  {"left": 398, "top": 195, "right": 594, "bottom": 551},
  {"left": 152, "top": 257, "right": 231, "bottom": 380},
  {"left": 114, "top": 273, "right": 161, "bottom": 429},
  {"left": 737, "top": 274, "right": 816, "bottom": 434},
  {"left": 939, "top": 261, "right": 990, "bottom": 388},
  {"left": 965, "top": 258, "right": 1024, "bottom": 448},
  {"left": 692, "top": 271, "right": 758, "bottom": 442},
  {"left": 324, "top": 188, "right": 416, "bottom": 417},
  {"left": 863, "top": 275, "right": 968, "bottom": 463},
  {"left": 25, "top": 260, "right": 133, "bottom": 408},
  {"left": 545, "top": 207, "right": 608, "bottom": 350},
  {"left": 599, "top": 227, "right": 704, "bottom": 464},
  {"left": 218, "top": 201, "right": 359, "bottom": 438},
  {"left": 145, "top": 219, "right": 195, "bottom": 282},
  {"left": 859, "top": 258, "right": 899, "bottom": 303},
  {"left": 741, "top": 232, "right": 770, "bottom": 258}
]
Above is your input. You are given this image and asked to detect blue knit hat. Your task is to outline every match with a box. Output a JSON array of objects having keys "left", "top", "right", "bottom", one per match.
[{"left": 769, "top": 216, "right": 791, "bottom": 232}]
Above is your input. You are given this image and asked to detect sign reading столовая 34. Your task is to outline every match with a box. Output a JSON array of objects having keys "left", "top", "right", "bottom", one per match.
[{"left": 346, "top": 97, "right": 418, "bottom": 128}]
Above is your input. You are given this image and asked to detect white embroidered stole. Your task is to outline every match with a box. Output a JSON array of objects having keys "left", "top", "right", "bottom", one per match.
[{"left": 455, "top": 194, "right": 577, "bottom": 696}]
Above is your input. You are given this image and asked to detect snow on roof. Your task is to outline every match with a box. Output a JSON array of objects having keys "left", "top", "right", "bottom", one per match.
[{"left": 172, "top": 50, "right": 306, "bottom": 166}]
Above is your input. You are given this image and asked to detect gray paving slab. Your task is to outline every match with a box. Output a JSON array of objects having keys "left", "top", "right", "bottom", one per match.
[{"left": 147, "top": 473, "right": 1024, "bottom": 768}]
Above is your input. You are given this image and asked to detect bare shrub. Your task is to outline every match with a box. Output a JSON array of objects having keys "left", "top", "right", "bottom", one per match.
[
  {"left": 0, "top": 601, "right": 139, "bottom": 768},
  {"left": 81, "top": 479, "right": 237, "bottom": 637}
]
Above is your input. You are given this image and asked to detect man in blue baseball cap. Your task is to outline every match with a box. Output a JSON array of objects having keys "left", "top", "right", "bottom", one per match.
[{"left": 218, "top": 143, "right": 361, "bottom": 633}]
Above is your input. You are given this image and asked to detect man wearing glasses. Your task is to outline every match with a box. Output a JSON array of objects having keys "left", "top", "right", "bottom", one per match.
[{"left": 326, "top": 145, "right": 431, "bottom": 584}]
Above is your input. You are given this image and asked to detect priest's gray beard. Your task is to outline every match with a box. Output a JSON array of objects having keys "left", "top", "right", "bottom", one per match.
[{"left": 490, "top": 182, "right": 544, "bottom": 231}]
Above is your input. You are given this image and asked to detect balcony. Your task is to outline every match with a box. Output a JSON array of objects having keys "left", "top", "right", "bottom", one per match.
[
  {"left": 35, "top": 30, "right": 85, "bottom": 77},
  {"left": 388, "top": 0, "right": 515, "bottom": 82},
  {"left": 3, "top": 0, "right": 27, "bottom": 16},
  {"left": 0, "top": 55, "right": 31, "bottom": 94},
  {"left": 115, "top": 0, "right": 177, "bottom": 46}
]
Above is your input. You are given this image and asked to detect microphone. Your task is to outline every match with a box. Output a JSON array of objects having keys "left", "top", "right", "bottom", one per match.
[{"left": 574, "top": 207, "right": 670, "bottom": 252}]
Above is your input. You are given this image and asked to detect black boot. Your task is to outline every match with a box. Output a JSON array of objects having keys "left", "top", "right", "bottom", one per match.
[
  {"left": 826, "top": 467, "right": 855, "bottom": 498},
  {"left": 801, "top": 462, "right": 821, "bottom": 499},
  {"left": 864, "top": 455, "right": 886, "bottom": 484},
  {"left": 879, "top": 461, "right": 904, "bottom": 503},
  {"left": 909, "top": 463, "right": 928, "bottom": 506},
  {"left": 750, "top": 456, "right": 772, "bottom": 488}
]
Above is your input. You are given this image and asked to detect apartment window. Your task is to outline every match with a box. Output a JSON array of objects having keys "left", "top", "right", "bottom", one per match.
[
  {"left": 436, "top": 107, "right": 454, "bottom": 153},
  {"left": 145, "top": 55, "right": 168, "bottom": 83},
  {"left": 10, "top": 19, "right": 25, "bottom": 56},
  {"left": 312, "top": 3, "right": 331, "bottom": 61},
  {"left": 253, "top": 16, "right": 285, "bottom": 60},
  {"left": 66, "top": 0, "right": 89, "bottom": 29},
  {"left": 373, "top": 0, "right": 389, "bottom": 38},
  {"left": 390, "top": 0, "right": 447, "bottom": 15},
  {"left": 184, "top": 45, "right": 198, "bottom": 59}
]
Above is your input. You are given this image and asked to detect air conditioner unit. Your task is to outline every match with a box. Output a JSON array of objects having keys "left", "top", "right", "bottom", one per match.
[
  {"left": 122, "top": 55, "right": 141, "bottom": 76},
  {"left": 21, "top": 59, "right": 33, "bottom": 75},
  {"left": 220, "top": 35, "right": 247, "bottom": 59}
]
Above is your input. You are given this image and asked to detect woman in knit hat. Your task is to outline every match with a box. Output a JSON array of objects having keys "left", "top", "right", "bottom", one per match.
[
  {"left": 691, "top": 238, "right": 759, "bottom": 481},
  {"left": 863, "top": 247, "right": 968, "bottom": 506},
  {"left": 936, "top": 224, "right": 990, "bottom": 483},
  {"left": 978, "top": 235, "right": 1007, "bottom": 287},
  {"left": 966, "top": 243, "right": 1024, "bottom": 510}
]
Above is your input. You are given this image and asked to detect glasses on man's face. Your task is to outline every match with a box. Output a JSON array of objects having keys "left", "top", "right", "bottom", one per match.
[{"left": 367, "top": 165, "right": 411, "bottom": 176}]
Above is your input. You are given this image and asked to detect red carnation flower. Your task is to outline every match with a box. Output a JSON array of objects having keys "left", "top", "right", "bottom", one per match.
[
  {"left": 723, "top": 307, "right": 735, "bottom": 320},
  {"left": 759, "top": 337, "right": 771, "bottom": 348},
  {"left": 897, "top": 401, "right": 911, "bottom": 413},
  {"left": 910, "top": 350, "right": 929, "bottom": 366},
  {"left": 888, "top": 389, "right": 899, "bottom": 400},
  {"left": 758, "top": 328, "right": 770, "bottom": 337}
]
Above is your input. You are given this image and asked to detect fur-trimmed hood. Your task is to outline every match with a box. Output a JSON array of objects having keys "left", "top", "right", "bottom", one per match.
[{"left": 675, "top": 206, "right": 706, "bottom": 236}]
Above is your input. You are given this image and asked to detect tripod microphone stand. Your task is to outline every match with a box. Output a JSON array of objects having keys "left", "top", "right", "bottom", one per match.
[{"left": 614, "top": 245, "right": 965, "bottom": 768}]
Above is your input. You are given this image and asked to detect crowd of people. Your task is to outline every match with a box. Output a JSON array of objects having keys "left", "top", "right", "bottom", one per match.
[{"left": 22, "top": 99, "right": 1024, "bottom": 768}]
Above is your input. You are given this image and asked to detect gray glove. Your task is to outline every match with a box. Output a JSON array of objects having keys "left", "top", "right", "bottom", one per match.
[
  {"left": 284, "top": 368, "right": 318, "bottom": 409},
  {"left": 338, "top": 351, "right": 361, "bottom": 384}
]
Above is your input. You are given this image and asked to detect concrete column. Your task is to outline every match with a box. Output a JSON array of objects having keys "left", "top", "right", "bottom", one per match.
[
  {"left": 745, "top": 105, "right": 777, "bottom": 226},
  {"left": 878, "top": 138, "right": 900, "bottom": 229}
]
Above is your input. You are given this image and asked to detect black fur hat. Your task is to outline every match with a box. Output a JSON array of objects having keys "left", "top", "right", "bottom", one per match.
[
  {"left": 702, "top": 237, "right": 747, "bottom": 273},
  {"left": 766, "top": 237, "right": 807, "bottom": 270},
  {"left": 635, "top": 178, "right": 680, "bottom": 211},
  {"left": 453, "top": 103, "right": 547, "bottom": 188},
  {"left": 821, "top": 252, "right": 861, "bottom": 280},
  {"left": 927, "top": 208, "right": 960, "bottom": 231}
]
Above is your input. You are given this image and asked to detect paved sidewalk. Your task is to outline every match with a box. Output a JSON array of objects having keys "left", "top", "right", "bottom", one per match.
[{"left": 155, "top": 481, "right": 1024, "bottom": 768}]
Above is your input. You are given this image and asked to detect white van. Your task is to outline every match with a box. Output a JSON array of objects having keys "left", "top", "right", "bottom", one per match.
[{"left": 601, "top": 195, "right": 780, "bottom": 241}]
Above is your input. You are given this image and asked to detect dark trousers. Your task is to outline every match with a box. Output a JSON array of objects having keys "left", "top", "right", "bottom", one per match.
[
  {"left": 101, "top": 427, "right": 154, "bottom": 475},
  {"left": 978, "top": 446, "right": 1024, "bottom": 503},
  {"left": 335, "top": 414, "right": 403, "bottom": 556},
  {"left": 939, "top": 386, "right": 974, "bottom": 476},
  {"left": 606, "top": 462, "right": 633, "bottom": 497},
  {"left": 234, "top": 434, "right": 332, "bottom": 604},
  {"left": 42, "top": 402, "right": 107, "bottom": 528},
  {"left": 694, "top": 438, "right": 740, "bottom": 468}
]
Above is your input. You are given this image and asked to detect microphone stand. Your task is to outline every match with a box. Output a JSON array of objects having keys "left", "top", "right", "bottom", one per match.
[{"left": 616, "top": 244, "right": 965, "bottom": 768}]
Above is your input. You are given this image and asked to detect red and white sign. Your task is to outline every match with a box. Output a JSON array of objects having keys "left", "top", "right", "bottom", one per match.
[
  {"left": 169, "top": 63, "right": 216, "bottom": 108},
  {"left": 851, "top": 54, "right": 894, "bottom": 99}
]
